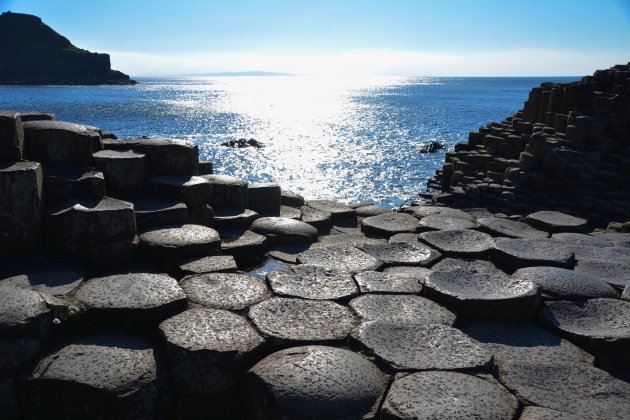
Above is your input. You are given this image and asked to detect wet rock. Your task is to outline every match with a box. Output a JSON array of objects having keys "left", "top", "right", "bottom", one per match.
[
  {"left": 349, "top": 294, "right": 456, "bottom": 325},
  {"left": 0, "top": 269, "right": 83, "bottom": 297},
  {"left": 180, "top": 273, "right": 270, "bottom": 311},
  {"left": 280, "top": 189, "right": 305, "bottom": 206},
  {"left": 491, "top": 238, "right": 575, "bottom": 269},
  {"left": 0, "top": 110, "right": 23, "bottom": 160},
  {"left": 425, "top": 267, "right": 540, "bottom": 320},
  {"left": 175, "top": 255, "right": 238, "bottom": 275},
  {"left": 220, "top": 230, "right": 268, "bottom": 262},
  {"left": 526, "top": 210, "right": 588, "bottom": 233},
  {"left": 106, "top": 138, "right": 199, "bottom": 176},
  {"left": 355, "top": 205, "right": 392, "bottom": 217},
  {"left": 419, "top": 229, "right": 495, "bottom": 257},
  {"left": 0, "top": 288, "right": 50, "bottom": 339},
  {"left": 248, "top": 182, "right": 281, "bottom": 216},
  {"left": 361, "top": 212, "right": 419, "bottom": 237},
  {"left": 574, "top": 259, "right": 630, "bottom": 289},
  {"left": 410, "top": 206, "right": 475, "bottom": 222},
  {"left": 250, "top": 217, "right": 318, "bottom": 245},
  {"left": 145, "top": 175, "right": 211, "bottom": 207},
  {"left": 477, "top": 216, "right": 548, "bottom": 239},
  {"left": 42, "top": 168, "right": 104, "bottom": 202},
  {"left": 23, "top": 120, "right": 101, "bottom": 168},
  {"left": 131, "top": 198, "right": 189, "bottom": 229},
  {"left": 360, "top": 241, "right": 442, "bottom": 267},
  {"left": 266, "top": 265, "right": 358, "bottom": 301},
  {"left": 92, "top": 149, "right": 147, "bottom": 196},
  {"left": 354, "top": 321, "right": 491, "bottom": 371},
  {"left": 419, "top": 141, "right": 445, "bottom": 153},
  {"left": 381, "top": 371, "right": 518, "bottom": 419},
  {"left": 298, "top": 245, "right": 383, "bottom": 273},
  {"left": 354, "top": 270, "right": 427, "bottom": 294},
  {"left": 138, "top": 224, "right": 220, "bottom": 260},
  {"left": 460, "top": 321, "right": 594, "bottom": 372},
  {"left": 20, "top": 334, "right": 170, "bottom": 420},
  {"left": 513, "top": 266, "right": 617, "bottom": 299},
  {"left": 539, "top": 298, "right": 630, "bottom": 368},
  {"left": 201, "top": 174, "right": 248, "bottom": 209},
  {"left": 220, "top": 138, "right": 264, "bottom": 148},
  {"left": 499, "top": 361, "right": 630, "bottom": 419},
  {"left": 248, "top": 297, "right": 357, "bottom": 345},
  {"left": 306, "top": 199, "right": 355, "bottom": 221},
  {"left": 0, "top": 161, "right": 42, "bottom": 253},
  {"left": 159, "top": 308, "right": 264, "bottom": 395},
  {"left": 73, "top": 273, "right": 186, "bottom": 326},
  {"left": 245, "top": 346, "right": 387, "bottom": 419},
  {"left": 213, "top": 207, "right": 259, "bottom": 231}
]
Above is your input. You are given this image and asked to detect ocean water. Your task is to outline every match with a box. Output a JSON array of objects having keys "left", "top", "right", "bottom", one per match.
[{"left": 0, "top": 76, "right": 578, "bottom": 207}]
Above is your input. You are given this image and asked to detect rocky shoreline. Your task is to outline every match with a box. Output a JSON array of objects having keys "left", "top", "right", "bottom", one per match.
[{"left": 1, "top": 64, "right": 630, "bottom": 419}]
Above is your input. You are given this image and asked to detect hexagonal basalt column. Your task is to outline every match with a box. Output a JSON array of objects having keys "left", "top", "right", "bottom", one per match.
[
  {"left": 361, "top": 212, "right": 419, "bottom": 237},
  {"left": 106, "top": 138, "right": 199, "bottom": 176},
  {"left": 201, "top": 174, "right": 248, "bottom": 209},
  {"left": 42, "top": 168, "right": 105, "bottom": 203},
  {"left": 93, "top": 149, "right": 147, "bottom": 197},
  {"left": 251, "top": 217, "right": 318, "bottom": 245},
  {"left": 145, "top": 176, "right": 211, "bottom": 207},
  {"left": 138, "top": 224, "right": 220, "bottom": 260},
  {"left": 0, "top": 110, "right": 24, "bottom": 161},
  {"left": 266, "top": 264, "right": 358, "bottom": 301},
  {"left": 180, "top": 273, "right": 270, "bottom": 311}
]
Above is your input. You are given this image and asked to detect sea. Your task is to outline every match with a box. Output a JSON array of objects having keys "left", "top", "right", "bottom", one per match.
[{"left": 0, "top": 76, "right": 578, "bottom": 208}]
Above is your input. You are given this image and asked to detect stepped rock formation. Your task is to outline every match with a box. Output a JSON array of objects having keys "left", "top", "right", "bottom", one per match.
[{"left": 0, "top": 11, "right": 135, "bottom": 85}]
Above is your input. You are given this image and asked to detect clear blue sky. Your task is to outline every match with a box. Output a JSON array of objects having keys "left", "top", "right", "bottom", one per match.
[{"left": 2, "top": 0, "right": 630, "bottom": 76}]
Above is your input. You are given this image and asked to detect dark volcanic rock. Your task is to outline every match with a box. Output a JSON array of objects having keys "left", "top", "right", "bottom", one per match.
[
  {"left": 280, "top": 205, "right": 301, "bottom": 220},
  {"left": 353, "top": 321, "right": 491, "bottom": 371},
  {"left": 477, "top": 216, "right": 548, "bottom": 239},
  {"left": 159, "top": 308, "right": 264, "bottom": 395},
  {"left": 354, "top": 270, "right": 427, "bottom": 294},
  {"left": 525, "top": 210, "right": 588, "bottom": 233},
  {"left": 298, "top": 244, "right": 383, "bottom": 273},
  {"left": 250, "top": 217, "right": 318, "bottom": 244},
  {"left": 419, "top": 229, "right": 495, "bottom": 257},
  {"left": 180, "top": 273, "right": 270, "bottom": 311},
  {"left": 499, "top": 361, "right": 630, "bottom": 419},
  {"left": 266, "top": 265, "right": 358, "bottom": 301},
  {"left": 200, "top": 174, "right": 248, "bottom": 209},
  {"left": 248, "top": 182, "right": 281, "bottom": 216},
  {"left": 551, "top": 232, "right": 611, "bottom": 247},
  {"left": 512, "top": 266, "right": 617, "bottom": 299},
  {"left": 361, "top": 212, "right": 419, "bottom": 237},
  {"left": 0, "top": 287, "right": 50, "bottom": 338},
  {"left": 42, "top": 167, "right": 104, "bottom": 203},
  {"left": 73, "top": 273, "right": 186, "bottom": 326},
  {"left": 246, "top": 346, "right": 387, "bottom": 420},
  {"left": 519, "top": 407, "right": 581, "bottom": 420},
  {"left": 491, "top": 238, "right": 575, "bottom": 269},
  {"left": 220, "top": 230, "right": 268, "bottom": 262},
  {"left": 106, "top": 138, "right": 199, "bottom": 176},
  {"left": 315, "top": 233, "right": 386, "bottom": 248},
  {"left": 425, "top": 267, "right": 540, "bottom": 320},
  {"left": 431, "top": 257, "right": 501, "bottom": 273},
  {"left": 574, "top": 259, "right": 630, "bottom": 289},
  {"left": 360, "top": 241, "right": 442, "bottom": 267},
  {"left": 0, "top": 110, "right": 23, "bottom": 160},
  {"left": 354, "top": 205, "right": 392, "bottom": 217},
  {"left": 20, "top": 335, "right": 169, "bottom": 420},
  {"left": 92, "top": 149, "right": 147, "bottom": 196},
  {"left": 175, "top": 255, "right": 238, "bottom": 275},
  {"left": 213, "top": 207, "right": 259, "bottom": 231},
  {"left": 248, "top": 297, "right": 357, "bottom": 345},
  {"left": 306, "top": 199, "right": 355, "bottom": 221},
  {"left": 280, "top": 189, "right": 305, "bottom": 207},
  {"left": 145, "top": 176, "right": 211, "bottom": 207},
  {"left": 0, "top": 12, "right": 135, "bottom": 85},
  {"left": 349, "top": 294, "right": 456, "bottom": 325},
  {"left": 300, "top": 205, "right": 332, "bottom": 228},
  {"left": 138, "top": 224, "right": 220, "bottom": 260},
  {"left": 131, "top": 198, "right": 189, "bottom": 229},
  {"left": 381, "top": 371, "right": 518, "bottom": 419},
  {"left": 410, "top": 206, "right": 475, "bottom": 222},
  {"left": 417, "top": 215, "right": 477, "bottom": 231},
  {"left": 0, "top": 269, "right": 83, "bottom": 297}
]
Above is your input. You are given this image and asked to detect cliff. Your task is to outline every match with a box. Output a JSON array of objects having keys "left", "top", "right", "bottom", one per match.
[{"left": 0, "top": 11, "right": 135, "bottom": 85}]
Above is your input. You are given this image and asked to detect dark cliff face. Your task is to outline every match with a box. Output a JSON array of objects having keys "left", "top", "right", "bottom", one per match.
[{"left": 0, "top": 11, "right": 136, "bottom": 85}]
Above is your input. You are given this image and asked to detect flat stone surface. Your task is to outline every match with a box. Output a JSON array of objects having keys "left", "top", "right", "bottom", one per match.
[
  {"left": 107, "top": 137, "right": 199, "bottom": 176},
  {"left": 355, "top": 205, "right": 392, "bottom": 217},
  {"left": 388, "top": 233, "right": 420, "bottom": 243},
  {"left": 159, "top": 308, "right": 264, "bottom": 394},
  {"left": 551, "top": 232, "right": 611, "bottom": 247},
  {"left": 306, "top": 199, "right": 355, "bottom": 221},
  {"left": 418, "top": 215, "right": 478, "bottom": 231},
  {"left": 280, "top": 189, "right": 305, "bottom": 207},
  {"left": 73, "top": 273, "right": 186, "bottom": 325},
  {"left": 298, "top": 245, "right": 383, "bottom": 273},
  {"left": 349, "top": 294, "right": 456, "bottom": 325},
  {"left": 248, "top": 297, "right": 357, "bottom": 344},
  {"left": 213, "top": 207, "right": 259, "bottom": 231},
  {"left": 246, "top": 346, "right": 387, "bottom": 419},
  {"left": 491, "top": 238, "right": 575, "bottom": 269},
  {"left": 361, "top": 241, "right": 441, "bottom": 267},
  {"left": 381, "top": 371, "right": 518, "bottom": 419},
  {"left": 460, "top": 321, "right": 594, "bottom": 372},
  {"left": 361, "top": 212, "right": 419, "bottom": 237},
  {"left": 425, "top": 267, "right": 540, "bottom": 320},
  {"left": 431, "top": 257, "right": 501, "bottom": 273},
  {"left": 280, "top": 205, "right": 301, "bottom": 220},
  {"left": 478, "top": 216, "right": 548, "bottom": 239},
  {"left": 499, "top": 361, "right": 630, "bottom": 419},
  {"left": 266, "top": 265, "right": 358, "bottom": 301},
  {"left": 557, "top": 242, "right": 630, "bottom": 264},
  {"left": 175, "top": 255, "right": 238, "bottom": 274},
  {"left": 315, "top": 233, "right": 386, "bottom": 248},
  {"left": 23, "top": 120, "right": 99, "bottom": 168},
  {"left": 513, "top": 266, "right": 618, "bottom": 300},
  {"left": 575, "top": 259, "right": 630, "bottom": 288},
  {"left": 354, "top": 321, "right": 491, "bottom": 371},
  {"left": 220, "top": 230, "right": 268, "bottom": 260},
  {"left": 43, "top": 167, "right": 104, "bottom": 203},
  {"left": 526, "top": 210, "right": 588, "bottom": 233},
  {"left": 200, "top": 174, "right": 248, "bottom": 209},
  {"left": 180, "top": 273, "right": 270, "bottom": 311},
  {"left": 410, "top": 205, "right": 476, "bottom": 222},
  {"left": 383, "top": 266, "right": 434, "bottom": 283},
  {"left": 354, "top": 270, "right": 426, "bottom": 294},
  {"left": 419, "top": 229, "right": 495, "bottom": 257},
  {"left": 0, "top": 269, "right": 83, "bottom": 297},
  {"left": 300, "top": 205, "right": 332, "bottom": 228},
  {"left": 131, "top": 198, "right": 189, "bottom": 229},
  {"left": 145, "top": 175, "right": 211, "bottom": 207},
  {"left": 250, "top": 217, "right": 318, "bottom": 244},
  {"left": 266, "top": 243, "right": 310, "bottom": 264},
  {"left": 92, "top": 149, "right": 147, "bottom": 195},
  {"left": 138, "top": 224, "right": 220, "bottom": 259},
  {"left": 519, "top": 406, "right": 582, "bottom": 420},
  {"left": 0, "top": 287, "right": 49, "bottom": 338},
  {"left": 21, "top": 334, "right": 169, "bottom": 420}
]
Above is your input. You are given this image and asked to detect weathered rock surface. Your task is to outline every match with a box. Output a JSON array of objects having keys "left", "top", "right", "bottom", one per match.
[
  {"left": 513, "top": 266, "right": 617, "bottom": 299},
  {"left": 159, "top": 308, "right": 264, "bottom": 395},
  {"left": 280, "top": 205, "right": 301, "bottom": 220},
  {"left": 417, "top": 215, "right": 478, "bottom": 231},
  {"left": 246, "top": 346, "right": 387, "bottom": 419},
  {"left": 526, "top": 211, "right": 588, "bottom": 233},
  {"left": 42, "top": 168, "right": 104, "bottom": 202},
  {"left": 381, "top": 371, "right": 518, "bottom": 419},
  {"left": 491, "top": 238, "right": 575, "bottom": 269},
  {"left": 213, "top": 207, "right": 259, "bottom": 231},
  {"left": 552, "top": 232, "right": 611, "bottom": 247},
  {"left": 220, "top": 230, "right": 268, "bottom": 262},
  {"left": 349, "top": 294, "right": 456, "bottom": 325},
  {"left": 431, "top": 257, "right": 501, "bottom": 273},
  {"left": 92, "top": 149, "right": 147, "bottom": 196},
  {"left": 138, "top": 224, "right": 220, "bottom": 259},
  {"left": 419, "top": 229, "right": 495, "bottom": 257},
  {"left": 315, "top": 233, "right": 386, "bottom": 248},
  {"left": 298, "top": 244, "right": 383, "bottom": 273},
  {"left": 478, "top": 216, "right": 548, "bottom": 239},
  {"left": 354, "top": 205, "right": 392, "bottom": 217},
  {"left": 353, "top": 321, "right": 492, "bottom": 371},
  {"left": 299, "top": 205, "right": 332, "bottom": 228},
  {"left": 280, "top": 189, "right": 305, "bottom": 207},
  {"left": 0, "top": 269, "right": 83, "bottom": 296},
  {"left": 266, "top": 265, "right": 358, "bottom": 301},
  {"left": 175, "top": 255, "right": 238, "bottom": 275},
  {"left": 519, "top": 406, "right": 583, "bottom": 420},
  {"left": 411, "top": 206, "right": 475, "bottom": 221},
  {"left": 354, "top": 270, "right": 426, "bottom": 294},
  {"left": 248, "top": 297, "right": 357, "bottom": 345},
  {"left": 0, "top": 288, "right": 50, "bottom": 338},
  {"left": 361, "top": 212, "right": 419, "bottom": 237},
  {"left": 574, "top": 259, "right": 630, "bottom": 289},
  {"left": 201, "top": 174, "right": 248, "bottom": 209},
  {"left": 306, "top": 199, "right": 354, "bottom": 221},
  {"left": 250, "top": 217, "right": 318, "bottom": 244},
  {"left": 361, "top": 241, "right": 441, "bottom": 267},
  {"left": 425, "top": 267, "right": 540, "bottom": 320},
  {"left": 20, "top": 335, "right": 169, "bottom": 420},
  {"left": 131, "top": 198, "right": 189, "bottom": 229},
  {"left": 180, "top": 273, "right": 269, "bottom": 311}
]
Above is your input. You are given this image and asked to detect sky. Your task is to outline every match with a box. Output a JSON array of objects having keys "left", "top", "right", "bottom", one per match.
[{"left": 2, "top": 0, "right": 630, "bottom": 76}]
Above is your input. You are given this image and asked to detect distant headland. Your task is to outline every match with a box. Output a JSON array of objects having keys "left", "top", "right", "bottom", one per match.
[{"left": 0, "top": 11, "right": 135, "bottom": 85}]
